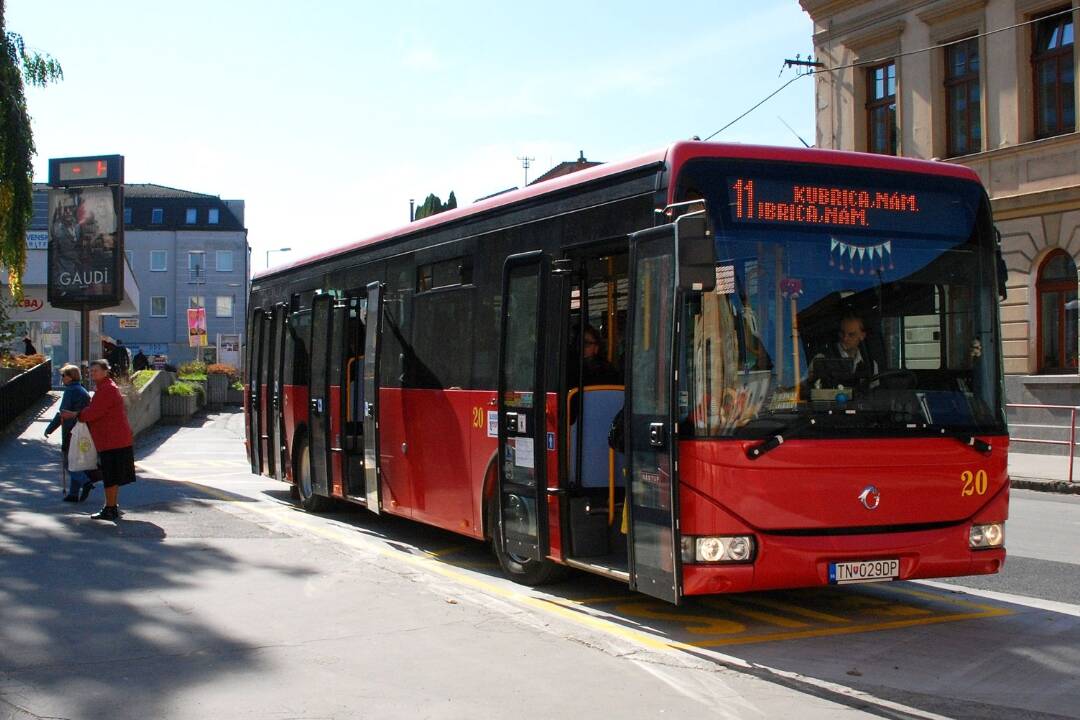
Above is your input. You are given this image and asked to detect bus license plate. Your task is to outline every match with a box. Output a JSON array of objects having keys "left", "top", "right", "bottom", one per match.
[{"left": 829, "top": 559, "right": 899, "bottom": 585}]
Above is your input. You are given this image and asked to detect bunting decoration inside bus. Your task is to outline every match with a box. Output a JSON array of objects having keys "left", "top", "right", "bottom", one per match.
[{"left": 830, "top": 238, "right": 894, "bottom": 273}]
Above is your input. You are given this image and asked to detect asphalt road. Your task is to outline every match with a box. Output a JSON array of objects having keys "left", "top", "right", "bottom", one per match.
[{"left": 3, "top": 402, "right": 1080, "bottom": 720}]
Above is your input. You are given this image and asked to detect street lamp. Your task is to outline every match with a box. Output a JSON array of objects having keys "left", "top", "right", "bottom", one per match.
[{"left": 266, "top": 247, "right": 292, "bottom": 269}]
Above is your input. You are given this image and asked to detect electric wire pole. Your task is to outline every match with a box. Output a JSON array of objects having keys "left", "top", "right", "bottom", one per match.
[{"left": 518, "top": 156, "right": 535, "bottom": 186}]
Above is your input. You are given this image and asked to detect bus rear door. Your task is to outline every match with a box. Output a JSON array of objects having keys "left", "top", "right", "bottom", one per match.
[
  {"left": 308, "top": 293, "right": 334, "bottom": 497},
  {"left": 246, "top": 306, "right": 264, "bottom": 474},
  {"left": 496, "top": 252, "right": 552, "bottom": 561},
  {"left": 361, "top": 281, "right": 384, "bottom": 512},
  {"left": 268, "top": 303, "right": 287, "bottom": 481}
]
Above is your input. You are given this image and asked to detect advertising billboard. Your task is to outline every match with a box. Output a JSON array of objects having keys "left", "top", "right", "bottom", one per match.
[
  {"left": 46, "top": 186, "right": 125, "bottom": 310},
  {"left": 188, "top": 308, "right": 208, "bottom": 347}
]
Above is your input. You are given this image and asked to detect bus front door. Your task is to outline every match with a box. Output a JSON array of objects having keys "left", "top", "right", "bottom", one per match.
[
  {"left": 496, "top": 252, "right": 551, "bottom": 561},
  {"left": 269, "top": 303, "right": 288, "bottom": 482},
  {"left": 626, "top": 225, "right": 682, "bottom": 604},
  {"left": 246, "top": 306, "right": 264, "bottom": 475},
  {"left": 308, "top": 293, "right": 334, "bottom": 497},
  {"left": 361, "top": 282, "right": 383, "bottom": 512}
]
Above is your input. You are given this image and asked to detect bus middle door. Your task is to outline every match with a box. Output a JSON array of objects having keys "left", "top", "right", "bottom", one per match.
[{"left": 496, "top": 252, "right": 553, "bottom": 562}]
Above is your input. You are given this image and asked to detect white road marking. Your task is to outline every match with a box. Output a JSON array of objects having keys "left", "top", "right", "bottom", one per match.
[{"left": 914, "top": 580, "right": 1080, "bottom": 618}]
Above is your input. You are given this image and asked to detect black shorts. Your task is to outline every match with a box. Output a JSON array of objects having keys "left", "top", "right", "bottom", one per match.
[{"left": 98, "top": 446, "right": 136, "bottom": 488}]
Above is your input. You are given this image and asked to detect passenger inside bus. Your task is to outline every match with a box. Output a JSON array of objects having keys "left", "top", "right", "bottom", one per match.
[{"left": 566, "top": 254, "right": 630, "bottom": 567}]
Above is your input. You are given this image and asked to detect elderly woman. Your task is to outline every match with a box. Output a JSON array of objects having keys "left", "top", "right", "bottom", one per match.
[
  {"left": 61, "top": 359, "right": 135, "bottom": 521},
  {"left": 45, "top": 364, "right": 95, "bottom": 502}
]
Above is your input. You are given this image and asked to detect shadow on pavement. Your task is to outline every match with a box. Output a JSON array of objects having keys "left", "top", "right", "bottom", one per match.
[{"left": 0, "top": 400, "right": 312, "bottom": 720}]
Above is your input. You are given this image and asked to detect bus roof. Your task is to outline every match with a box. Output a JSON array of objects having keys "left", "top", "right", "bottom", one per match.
[{"left": 255, "top": 141, "right": 982, "bottom": 280}]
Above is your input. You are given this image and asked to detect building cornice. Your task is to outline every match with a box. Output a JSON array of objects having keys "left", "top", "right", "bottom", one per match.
[
  {"left": 842, "top": 19, "right": 907, "bottom": 51},
  {"left": 799, "top": 0, "right": 866, "bottom": 18},
  {"left": 916, "top": 0, "right": 988, "bottom": 25}
]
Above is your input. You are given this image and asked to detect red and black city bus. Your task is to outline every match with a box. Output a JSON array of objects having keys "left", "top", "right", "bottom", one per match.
[{"left": 246, "top": 141, "right": 1009, "bottom": 603}]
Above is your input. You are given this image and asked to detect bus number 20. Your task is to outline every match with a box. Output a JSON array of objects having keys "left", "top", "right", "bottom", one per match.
[{"left": 961, "top": 470, "right": 988, "bottom": 496}]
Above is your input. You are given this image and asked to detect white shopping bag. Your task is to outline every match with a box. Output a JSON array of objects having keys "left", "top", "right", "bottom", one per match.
[{"left": 68, "top": 422, "right": 99, "bottom": 472}]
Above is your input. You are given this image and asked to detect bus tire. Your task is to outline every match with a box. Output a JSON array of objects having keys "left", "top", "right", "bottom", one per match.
[
  {"left": 487, "top": 496, "right": 565, "bottom": 586},
  {"left": 293, "top": 435, "right": 332, "bottom": 513}
]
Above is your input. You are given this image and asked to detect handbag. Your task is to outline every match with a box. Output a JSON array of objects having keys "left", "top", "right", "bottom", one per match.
[{"left": 68, "top": 421, "right": 99, "bottom": 472}]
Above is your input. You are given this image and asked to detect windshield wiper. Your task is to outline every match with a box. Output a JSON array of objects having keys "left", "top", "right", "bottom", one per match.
[{"left": 746, "top": 417, "right": 818, "bottom": 460}]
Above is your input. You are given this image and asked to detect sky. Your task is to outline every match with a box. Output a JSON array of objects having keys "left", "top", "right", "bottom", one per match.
[{"left": 11, "top": 0, "right": 815, "bottom": 272}]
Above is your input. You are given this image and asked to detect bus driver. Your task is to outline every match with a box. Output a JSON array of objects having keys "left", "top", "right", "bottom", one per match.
[{"left": 810, "top": 312, "right": 879, "bottom": 389}]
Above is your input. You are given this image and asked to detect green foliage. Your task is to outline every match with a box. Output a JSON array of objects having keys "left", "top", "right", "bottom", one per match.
[
  {"left": 178, "top": 360, "right": 207, "bottom": 376},
  {"left": 0, "top": 294, "right": 17, "bottom": 353},
  {"left": 0, "top": 23, "right": 63, "bottom": 299},
  {"left": 413, "top": 190, "right": 458, "bottom": 221},
  {"left": 230, "top": 379, "right": 244, "bottom": 392},
  {"left": 178, "top": 372, "right": 207, "bottom": 382},
  {"left": 167, "top": 380, "right": 204, "bottom": 402},
  {"left": 131, "top": 369, "right": 158, "bottom": 391}
]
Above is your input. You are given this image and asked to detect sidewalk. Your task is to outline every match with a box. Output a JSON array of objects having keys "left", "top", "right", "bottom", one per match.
[{"left": 1009, "top": 450, "right": 1080, "bottom": 494}]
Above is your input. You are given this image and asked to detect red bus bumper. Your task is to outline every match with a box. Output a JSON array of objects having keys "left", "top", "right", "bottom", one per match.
[{"left": 681, "top": 524, "right": 1006, "bottom": 595}]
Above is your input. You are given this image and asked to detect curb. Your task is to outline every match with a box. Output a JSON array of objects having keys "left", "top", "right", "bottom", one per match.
[{"left": 1011, "top": 478, "right": 1080, "bottom": 495}]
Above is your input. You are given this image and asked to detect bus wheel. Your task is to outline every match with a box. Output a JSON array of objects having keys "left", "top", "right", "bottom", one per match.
[
  {"left": 294, "top": 437, "right": 332, "bottom": 513},
  {"left": 487, "top": 497, "right": 564, "bottom": 586}
]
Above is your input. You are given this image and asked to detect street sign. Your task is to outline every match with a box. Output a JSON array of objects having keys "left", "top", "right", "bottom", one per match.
[{"left": 119, "top": 317, "right": 139, "bottom": 329}]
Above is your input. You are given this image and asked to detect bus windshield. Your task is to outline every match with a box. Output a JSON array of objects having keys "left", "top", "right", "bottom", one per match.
[{"left": 677, "top": 160, "right": 1006, "bottom": 440}]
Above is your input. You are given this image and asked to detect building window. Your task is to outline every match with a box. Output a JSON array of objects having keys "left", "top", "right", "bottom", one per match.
[
  {"left": 1037, "top": 249, "right": 1078, "bottom": 373},
  {"left": 945, "top": 38, "right": 981, "bottom": 156},
  {"left": 190, "top": 295, "right": 205, "bottom": 309},
  {"left": 150, "top": 250, "right": 168, "bottom": 272},
  {"left": 216, "top": 250, "right": 233, "bottom": 272},
  {"left": 123, "top": 207, "right": 132, "bottom": 224},
  {"left": 866, "top": 61, "right": 897, "bottom": 155},
  {"left": 208, "top": 208, "right": 220, "bottom": 224},
  {"left": 216, "top": 295, "right": 233, "bottom": 318},
  {"left": 150, "top": 296, "right": 167, "bottom": 317},
  {"left": 185, "top": 208, "right": 197, "bottom": 224},
  {"left": 1034, "top": 9, "right": 1075, "bottom": 139},
  {"left": 151, "top": 208, "right": 164, "bottom": 224},
  {"left": 189, "top": 251, "right": 206, "bottom": 282}
]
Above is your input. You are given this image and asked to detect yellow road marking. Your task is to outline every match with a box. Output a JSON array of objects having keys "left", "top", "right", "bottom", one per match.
[
  {"left": 702, "top": 598, "right": 810, "bottom": 628},
  {"left": 689, "top": 608, "right": 1012, "bottom": 648},
  {"left": 737, "top": 595, "right": 851, "bottom": 624},
  {"left": 134, "top": 460, "right": 1012, "bottom": 654}
]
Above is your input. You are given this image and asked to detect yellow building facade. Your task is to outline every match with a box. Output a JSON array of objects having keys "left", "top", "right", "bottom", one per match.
[{"left": 801, "top": 0, "right": 1079, "bottom": 394}]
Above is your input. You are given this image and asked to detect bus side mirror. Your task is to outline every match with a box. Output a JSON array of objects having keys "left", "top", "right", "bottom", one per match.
[{"left": 676, "top": 214, "right": 716, "bottom": 292}]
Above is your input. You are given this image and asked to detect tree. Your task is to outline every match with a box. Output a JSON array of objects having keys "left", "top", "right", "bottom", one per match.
[
  {"left": 413, "top": 190, "right": 458, "bottom": 221},
  {"left": 0, "top": 0, "right": 63, "bottom": 300}
]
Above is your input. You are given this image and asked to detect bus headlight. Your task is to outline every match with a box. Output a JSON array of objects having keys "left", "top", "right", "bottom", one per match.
[
  {"left": 969, "top": 522, "right": 1004, "bottom": 549},
  {"left": 680, "top": 535, "right": 756, "bottom": 563}
]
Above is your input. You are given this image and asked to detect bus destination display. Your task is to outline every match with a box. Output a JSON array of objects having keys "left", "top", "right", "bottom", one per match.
[{"left": 727, "top": 177, "right": 970, "bottom": 235}]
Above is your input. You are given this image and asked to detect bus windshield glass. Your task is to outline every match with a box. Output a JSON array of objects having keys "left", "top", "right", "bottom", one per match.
[{"left": 676, "top": 159, "right": 1006, "bottom": 440}]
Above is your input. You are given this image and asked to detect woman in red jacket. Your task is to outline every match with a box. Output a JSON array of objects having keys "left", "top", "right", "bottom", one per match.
[{"left": 62, "top": 359, "right": 135, "bottom": 521}]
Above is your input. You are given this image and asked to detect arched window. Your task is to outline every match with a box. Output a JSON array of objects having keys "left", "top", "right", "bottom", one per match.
[{"left": 1037, "top": 249, "right": 1078, "bottom": 373}]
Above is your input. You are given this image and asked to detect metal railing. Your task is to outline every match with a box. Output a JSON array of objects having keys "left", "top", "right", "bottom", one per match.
[
  {"left": 1006, "top": 402, "right": 1079, "bottom": 484},
  {"left": 0, "top": 360, "right": 53, "bottom": 429}
]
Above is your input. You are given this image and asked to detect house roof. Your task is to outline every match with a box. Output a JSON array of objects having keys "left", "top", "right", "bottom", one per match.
[
  {"left": 529, "top": 151, "right": 603, "bottom": 186},
  {"left": 29, "top": 182, "right": 245, "bottom": 232}
]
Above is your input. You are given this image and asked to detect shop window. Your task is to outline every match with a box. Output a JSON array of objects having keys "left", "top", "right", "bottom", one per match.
[
  {"left": 945, "top": 37, "right": 981, "bottom": 156},
  {"left": 866, "top": 61, "right": 897, "bottom": 155},
  {"left": 1034, "top": 9, "right": 1075, "bottom": 139},
  {"left": 1037, "top": 249, "right": 1078, "bottom": 373}
]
